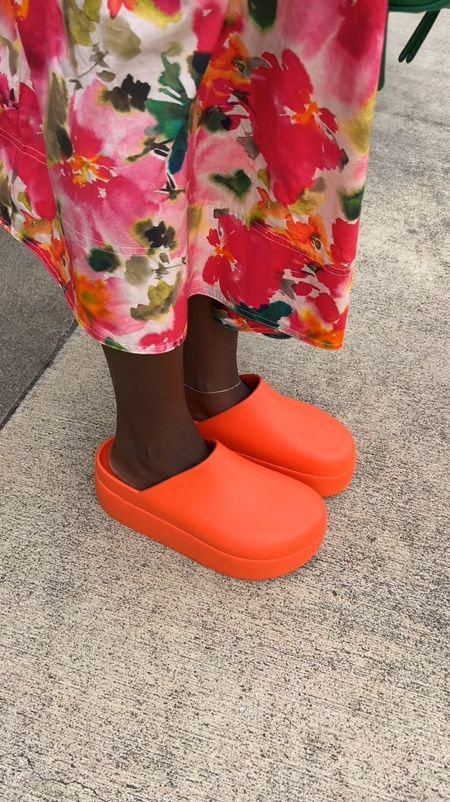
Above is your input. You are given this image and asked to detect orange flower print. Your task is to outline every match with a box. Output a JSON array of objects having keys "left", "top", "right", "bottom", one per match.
[
  {"left": 107, "top": 0, "right": 181, "bottom": 23},
  {"left": 107, "top": 0, "right": 136, "bottom": 16},
  {"left": 12, "top": 0, "right": 29, "bottom": 21}
]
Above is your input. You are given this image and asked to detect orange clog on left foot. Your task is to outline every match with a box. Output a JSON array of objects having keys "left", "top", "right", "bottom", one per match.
[
  {"left": 195, "top": 374, "right": 356, "bottom": 497},
  {"left": 95, "top": 437, "right": 327, "bottom": 580}
]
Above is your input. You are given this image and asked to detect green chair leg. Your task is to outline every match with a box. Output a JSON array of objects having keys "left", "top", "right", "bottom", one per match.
[
  {"left": 398, "top": 10, "right": 440, "bottom": 62},
  {"left": 378, "top": 20, "right": 389, "bottom": 90}
]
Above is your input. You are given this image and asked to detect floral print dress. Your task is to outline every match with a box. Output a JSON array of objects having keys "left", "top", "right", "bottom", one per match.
[{"left": 0, "top": 0, "right": 387, "bottom": 353}]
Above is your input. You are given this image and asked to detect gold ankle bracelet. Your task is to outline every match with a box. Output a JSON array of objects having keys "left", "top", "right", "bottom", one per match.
[{"left": 184, "top": 380, "right": 243, "bottom": 395}]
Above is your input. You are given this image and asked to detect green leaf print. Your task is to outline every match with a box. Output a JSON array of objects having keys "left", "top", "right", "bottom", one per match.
[
  {"left": 63, "top": 0, "right": 100, "bottom": 48},
  {"left": 146, "top": 96, "right": 190, "bottom": 175},
  {"left": 262, "top": 331, "right": 291, "bottom": 340},
  {"left": 0, "top": 35, "right": 19, "bottom": 76},
  {"left": 159, "top": 53, "right": 187, "bottom": 101},
  {"left": 131, "top": 274, "right": 182, "bottom": 321},
  {"left": 88, "top": 246, "right": 120, "bottom": 272},
  {"left": 97, "top": 70, "right": 115, "bottom": 82},
  {"left": 211, "top": 170, "right": 252, "bottom": 199},
  {"left": 125, "top": 256, "right": 152, "bottom": 286},
  {"left": 340, "top": 188, "right": 365, "bottom": 221},
  {"left": 44, "top": 73, "right": 72, "bottom": 166},
  {"left": 234, "top": 300, "right": 292, "bottom": 327},
  {"left": 248, "top": 0, "right": 277, "bottom": 30},
  {"left": 84, "top": 0, "right": 101, "bottom": 21},
  {"left": 17, "top": 191, "right": 32, "bottom": 212},
  {"left": 201, "top": 107, "right": 232, "bottom": 133},
  {"left": 103, "top": 75, "right": 150, "bottom": 112},
  {"left": 189, "top": 53, "right": 212, "bottom": 89},
  {"left": 146, "top": 99, "right": 187, "bottom": 141},
  {"left": 144, "top": 48, "right": 193, "bottom": 175},
  {"left": 133, "top": 219, "right": 177, "bottom": 254},
  {"left": 102, "top": 16, "right": 142, "bottom": 60},
  {"left": 62, "top": 0, "right": 101, "bottom": 68},
  {"left": 169, "top": 124, "right": 188, "bottom": 175},
  {"left": 104, "top": 338, "right": 129, "bottom": 352},
  {"left": 0, "top": 167, "right": 13, "bottom": 227}
]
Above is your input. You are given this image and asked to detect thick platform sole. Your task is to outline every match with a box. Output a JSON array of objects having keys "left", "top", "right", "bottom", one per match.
[
  {"left": 236, "top": 452, "right": 356, "bottom": 497},
  {"left": 95, "top": 474, "right": 326, "bottom": 581}
]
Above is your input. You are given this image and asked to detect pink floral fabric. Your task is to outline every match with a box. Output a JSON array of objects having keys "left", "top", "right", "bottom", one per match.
[{"left": 0, "top": 0, "right": 387, "bottom": 352}]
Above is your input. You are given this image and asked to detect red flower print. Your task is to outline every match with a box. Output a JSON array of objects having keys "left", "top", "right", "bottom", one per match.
[
  {"left": 53, "top": 81, "right": 167, "bottom": 251},
  {"left": 277, "top": 0, "right": 387, "bottom": 106},
  {"left": 204, "top": 216, "right": 287, "bottom": 307},
  {"left": 203, "top": 214, "right": 315, "bottom": 308},
  {"left": 293, "top": 281, "right": 314, "bottom": 297},
  {"left": 316, "top": 268, "right": 351, "bottom": 298},
  {"left": 193, "top": 1, "right": 227, "bottom": 53},
  {"left": 198, "top": 32, "right": 250, "bottom": 109},
  {"left": 16, "top": 0, "right": 66, "bottom": 71},
  {"left": 331, "top": 218, "right": 360, "bottom": 267},
  {"left": 313, "top": 292, "right": 341, "bottom": 325},
  {"left": 246, "top": 50, "right": 343, "bottom": 205},
  {"left": 138, "top": 287, "right": 186, "bottom": 350},
  {"left": 0, "top": 82, "right": 56, "bottom": 219},
  {"left": 284, "top": 214, "right": 330, "bottom": 267},
  {"left": 337, "top": 0, "right": 387, "bottom": 66}
]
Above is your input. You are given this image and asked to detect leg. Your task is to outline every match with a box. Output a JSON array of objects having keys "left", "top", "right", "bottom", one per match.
[
  {"left": 103, "top": 344, "right": 210, "bottom": 490},
  {"left": 183, "top": 295, "right": 250, "bottom": 421}
]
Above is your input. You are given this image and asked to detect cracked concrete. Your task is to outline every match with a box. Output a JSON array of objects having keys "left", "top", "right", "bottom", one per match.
[{"left": 19, "top": 755, "right": 110, "bottom": 802}]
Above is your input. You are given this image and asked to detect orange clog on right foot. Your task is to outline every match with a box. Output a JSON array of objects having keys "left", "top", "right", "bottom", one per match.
[
  {"left": 195, "top": 375, "right": 356, "bottom": 497},
  {"left": 95, "top": 438, "right": 327, "bottom": 581}
]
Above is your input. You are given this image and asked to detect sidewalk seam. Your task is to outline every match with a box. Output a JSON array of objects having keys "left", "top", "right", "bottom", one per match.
[{"left": 0, "top": 321, "right": 77, "bottom": 431}]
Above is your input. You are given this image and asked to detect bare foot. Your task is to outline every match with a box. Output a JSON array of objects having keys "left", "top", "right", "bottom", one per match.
[{"left": 108, "top": 430, "right": 211, "bottom": 490}]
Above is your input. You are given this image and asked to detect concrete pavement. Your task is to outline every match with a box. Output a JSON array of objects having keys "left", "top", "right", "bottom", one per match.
[{"left": 0, "top": 13, "right": 449, "bottom": 802}]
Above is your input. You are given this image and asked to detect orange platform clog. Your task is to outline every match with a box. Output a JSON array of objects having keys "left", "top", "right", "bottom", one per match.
[
  {"left": 95, "top": 438, "right": 327, "bottom": 581},
  {"left": 195, "top": 375, "right": 356, "bottom": 497}
]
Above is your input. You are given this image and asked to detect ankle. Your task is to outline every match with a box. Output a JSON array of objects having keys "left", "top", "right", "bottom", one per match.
[
  {"left": 182, "top": 370, "right": 241, "bottom": 394},
  {"left": 110, "top": 425, "right": 210, "bottom": 489},
  {"left": 185, "top": 378, "right": 251, "bottom": 422}
]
